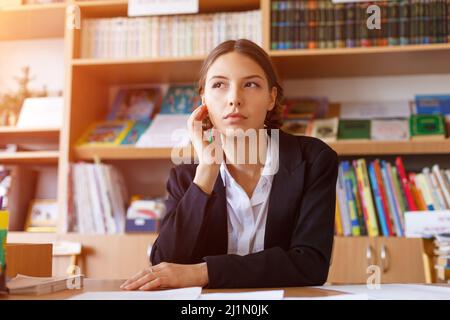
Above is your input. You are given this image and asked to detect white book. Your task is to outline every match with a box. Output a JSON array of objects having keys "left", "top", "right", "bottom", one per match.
[
  {"left": 340, "top": 101, "right": 411, "bottom": 120},
  {"left": 104, "top": 165, "right": 126, "bottom": 233},
  {"left": 94, "top": 163, "right": 116, "bottom": 234},
  {"left": 414, "top": 173, "right": 435, "bottom": 210},
  {"left": 85, "top": 164, "right": 106, "bottom": 234},
  {"left": 151, "top": 16, "right": 159, "bottom": 57},
  {"left": 371, "top": 119, "right": 409, "bottom": 141},
  {"left": 433, "top": 164, "right": 450, "bottom": 209},
  {"left": 136, "top": 114, "right": 191, "bottom": 148},
  {"left": 422, "top": 167, "right": 443, "bottom": 210},
  {"left": 17, "top": 97, "right": 63, "bottom": 129}
]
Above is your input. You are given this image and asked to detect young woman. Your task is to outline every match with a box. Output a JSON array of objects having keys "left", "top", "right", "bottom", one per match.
[{"left": 121, "top": 39, "right": 338, "bottom": 290}]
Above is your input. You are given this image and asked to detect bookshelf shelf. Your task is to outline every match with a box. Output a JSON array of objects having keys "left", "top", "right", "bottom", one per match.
[
  {"left": 71, "top": 56, "right": 205, "bottom": 84},
  {"left": 71, "top": 43, "right": 450, "bottom": 83},
  {"left": 0, "top": 151, "right": 59, "bottom": 164},
  {"left": 72, "top": 140, "right": 450, "bottom": 160},
  {"left": 270, "top": 43, "right": 450, "bottom": 79},
  {"left": 75, "top": 0, "right": 260, "bottom": 18},
  {"left": 0, "top": 2, "right": 66, "bottom": 40},
  {"left": 73, "top": 145, "right": 194, "bottom": 160},
  {"left": 330, "top": 139, "right": 450, "bottom": 156},
  {"left": 0, "top": 127, "right": 60, "bottom": 144}
]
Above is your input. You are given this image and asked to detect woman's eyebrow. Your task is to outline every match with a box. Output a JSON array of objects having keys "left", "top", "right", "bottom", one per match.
[{"left": 208, "top": 75, "right": 264, "bottom": 82}]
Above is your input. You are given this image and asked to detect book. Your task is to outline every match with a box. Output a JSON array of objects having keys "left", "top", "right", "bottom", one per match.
[
  {"left": 16, "top": 97, "right": 63, "bottom": 129},
  {"left": 160, "top": 84, "right": 201, "bottom": 114},
  {"left": 107, "top": 87, "right": 162, "bottom": 122},
  {"left": 311, "top": 117, "right": 338, "bottom": 142},
  {"left": 77, "top": 120, "right": 134, "bottom": 146},
  {"left": 120, "top": 120, "right": 152, "bottom": 145},
  {"left": 340, "top": 101, "right": 411, "bottom": 120},
  {"left": 6, "top": 274, "right": 84, "bottom": 295},
  {"left": 370, "top": 119, "right": 410, "bottom": 141},
  {"left": 415, "top": 94, "right": 450, "bottom": 115},
  {"left": 338, "top": 119, "right": 371, "bottom": 140},
  {"left": 280, "top": 118, "right": 313, "bottom": 136},
  {"left": 410, "top": 114, "right": 446, "bottom": 140},
  {"left": 283, "top": 96, "right": 329, "bottom": 119}
]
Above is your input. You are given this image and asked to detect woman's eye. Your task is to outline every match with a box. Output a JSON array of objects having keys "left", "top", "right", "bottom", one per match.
[
  {"left": 245, "top": 82, "right": 260, "bottom": 88},
  {"left": 212, "top": 82, "right": 225, "bottom": 89}
]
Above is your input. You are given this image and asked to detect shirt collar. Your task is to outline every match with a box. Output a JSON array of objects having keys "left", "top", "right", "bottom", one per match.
[{"left": 220, "top": 130, "right": 278, "bottom": 187}]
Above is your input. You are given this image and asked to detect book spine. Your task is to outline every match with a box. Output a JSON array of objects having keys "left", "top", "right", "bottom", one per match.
[
  {"left": 348, "top": 164, "right": 368, "bottom": 236},
  {"left": 308, "top": 0, "right": 317, "bottom": 49},
  {"left": 388, "top": 0, "right": 400, "bottom": 45},
  {"left": 374, "top": 160, "right": 395, "bottom": 236},
  {"left": 410, "top": 0, "right": 420, "bottom": 44},
  {"left": 399, "top": 0, "right": 410, "bottom": 45},
  {"left": 358, "top": 2, "right": 370, "bottom": 47},
  {"left": 414, "top": 173, "right": 435, "bottom": 210},
  {"left": 354, "top": 160, "right": 378, "bottom": 237},
  {"left": 316, "top": 0, "right": 326, "bottom": 49},
  {"left": 335, "top": 198, "right": 343, "bottom": 236},
  {"left": 293, "top": 0, "right": 301, "bottom": 49},
  {"left": 337, "top": 164, "right": 352, "bottom": 236},
  {"left": 379, "top": 1, "right": 389, "bottom": 46},
  {"left": 299, "top": 0, "right": 309, "bottom": 49},
  {"left": 368, "top": 162, "right": 389, "bottom": 236},
  {"left": 325, "top": 0, "right": 334, "bottom": 48},
  {"left": 345, "top": 3, "right": 356, "bottom": 47},
  {"left": 381, "top": 161, "right": 403, "bottom": 236},
  {"left": 359, "top": 159, "right": 380, "bottom": 237},
  {"left": 395, "top": 156, "right": 417, "bottom": 211},
  {"left": 334, "top": 3, "right": 345, "bottom": 48}
]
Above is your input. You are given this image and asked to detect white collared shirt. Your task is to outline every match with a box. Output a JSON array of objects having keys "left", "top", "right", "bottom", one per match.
[{"left": 219, "top": 133, "right": 278, "bottom": 256}]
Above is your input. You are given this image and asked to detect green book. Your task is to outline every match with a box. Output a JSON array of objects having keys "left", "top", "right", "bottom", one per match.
[
  {"left": 410, "top": 114, "right": 445, "bottom": 139},
  {"left": 338, "top": 119, "right": 371, "bottom": 140}
]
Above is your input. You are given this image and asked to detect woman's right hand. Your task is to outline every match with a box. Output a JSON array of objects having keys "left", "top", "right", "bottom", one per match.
[{"left": 187, "top": 104, "right": 222, "bottom": 194}]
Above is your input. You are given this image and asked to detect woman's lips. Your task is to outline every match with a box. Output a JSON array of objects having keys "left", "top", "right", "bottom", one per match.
[{"left": 224, "top": 114, "right": 246, "bottom": 123}]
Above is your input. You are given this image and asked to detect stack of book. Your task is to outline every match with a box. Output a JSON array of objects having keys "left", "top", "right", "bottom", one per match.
[
  {"left": 434, "top": 233, "right": 450, "bottom": 282},
  {"left": 335, "top": 157, "right": 450, "bottom": 237},
  {"left": 69, "top": 162, "right": 128, "bottom": 234},
  {"left": 270, "top": 0, "right": 450, "bottom": 50},
  {"left": 281, "top": 98, "right": 449, "bottom": 142},
  {"left": 81, "top": 10, "right": 261, "bottom": 59},
  {"left": 77, "top": 84, "right": 200, "bottom": 148},
  {"left": 6, "top": 274, "right": 84, "bottom": 295}
]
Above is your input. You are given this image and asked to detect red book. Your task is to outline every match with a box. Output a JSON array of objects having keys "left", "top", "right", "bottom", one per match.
[
  {"left": 395, "top": 156, "right": 417, "bottom": 211},
  {"left": 373, "top": 160, "right": 394, "bottom": 236}
]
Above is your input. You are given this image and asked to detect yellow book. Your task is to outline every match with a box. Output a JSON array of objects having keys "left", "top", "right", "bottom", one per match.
[
  {"left": 356, "top": 159, "right": 379, "bottom": 237},
  {"left": 76, "top": 120, "right": 134, "bottom": 146},
  {"left": 335, "top": 198, "right": 343, "bottom": 236}
]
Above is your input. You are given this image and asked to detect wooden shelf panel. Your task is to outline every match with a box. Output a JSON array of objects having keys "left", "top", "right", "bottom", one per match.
[
  {"left": 71, "top": 43, "right": 450, "bottom": 83},
  {"left": 74, "top": 145, "right": 194, "bottom": 160},
  {"left": 76, "top": 0, "right": 260, "bottom": 18},
  {"left": 329, "top": 139, "right": 450, "bottom": 156},
  {"left": 73, "top": 140, "right": 450, "bottom": 160},
  {"left": 72, "top": 56, "right": 205, "bottom": 84},
  {"left": 0, "top": 127, "right": 60, "bottom": 144},
  {"left": 0, "top": 151, "right": 59, "bottom": 164},
  {"left": 0, "top": 3, "right": 66, "bottom": 40},
  {"left": 270, "top": 43, "right": 450, "bottom": 79}
]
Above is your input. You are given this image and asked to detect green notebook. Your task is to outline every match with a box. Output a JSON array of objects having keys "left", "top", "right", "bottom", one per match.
[
  {"left": 410, "top": 114, "right": 445, "bottom": 138},
  {"left": 338, "top": 119, "right": 371, "bottom": 140}
]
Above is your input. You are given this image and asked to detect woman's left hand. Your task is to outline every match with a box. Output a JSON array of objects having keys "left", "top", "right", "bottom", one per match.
[{"left": 120, "top": 262, "right": 209, "bottom": 291}]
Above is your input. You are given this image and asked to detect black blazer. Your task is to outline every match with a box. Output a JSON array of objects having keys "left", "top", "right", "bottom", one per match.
[{"left": 150, "top": 130, "right": 339, "bottom": 289}]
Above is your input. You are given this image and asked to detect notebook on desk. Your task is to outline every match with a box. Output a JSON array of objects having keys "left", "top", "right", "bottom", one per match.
[{"left": 7, "top": 274, "right": 84, "bottom": 295}]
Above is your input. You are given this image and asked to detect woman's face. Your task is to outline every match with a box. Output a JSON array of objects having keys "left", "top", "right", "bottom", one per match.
[{"left": 202, "top": 52, "right": 277, "bottom": 136}]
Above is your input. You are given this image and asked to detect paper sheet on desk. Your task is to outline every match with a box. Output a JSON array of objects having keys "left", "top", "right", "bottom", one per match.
[
  {"left": 200, "top": 290, "right": 284, "bottom": 300},
  {"left": 68, "top": 287, "right": 202, "bottom": 300},
  {"left": 318, "top": 284, "right": 450, "bottom": 300}
]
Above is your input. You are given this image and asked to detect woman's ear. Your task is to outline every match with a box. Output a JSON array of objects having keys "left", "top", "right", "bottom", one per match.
[{"left": 268, "top": 86, "right": 277, "bottom": 111}]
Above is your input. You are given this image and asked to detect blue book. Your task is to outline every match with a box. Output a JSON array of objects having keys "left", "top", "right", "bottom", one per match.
[
  {"left": 415, "top": 94, "right": 450, "bottom": 115},
  {"left": 368, "top": 162, "right": 389, "bottom": 237},
  {"left": 120, "top": 120, "right": 151, "bottom": 145},
  {"left": 341, "top": 161, "right": 361, "bottom": 236},
  {"left": 381, "top": 161, "right": 403, "bottom": 237},
  {"left": 160, "top": 84, "right": 201, "bottom": 114}
]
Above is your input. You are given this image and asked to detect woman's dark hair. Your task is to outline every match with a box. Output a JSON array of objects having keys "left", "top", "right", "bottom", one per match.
[{"left": 198, "top": 39, "right": 284, "bottom": 129}]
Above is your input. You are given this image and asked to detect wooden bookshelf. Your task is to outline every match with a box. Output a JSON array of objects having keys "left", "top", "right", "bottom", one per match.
[
  {"left": 1, "top": 0, "right": 444, "bottom": 284},
  {"left": 0, "top": 151, "right": 59, "bottom": 164},
  {"left": 0, "top": 2, "right": 66, "bottom": 40}
]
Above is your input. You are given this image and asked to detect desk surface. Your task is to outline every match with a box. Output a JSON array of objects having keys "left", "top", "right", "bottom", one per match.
[{"left": 1, "top": 279, "right": 347, "bottom": 300}]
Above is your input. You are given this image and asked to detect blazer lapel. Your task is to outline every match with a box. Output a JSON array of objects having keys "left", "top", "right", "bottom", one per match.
[{"left": 264, "top": 130, "right": 306, "bottom": 249}]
